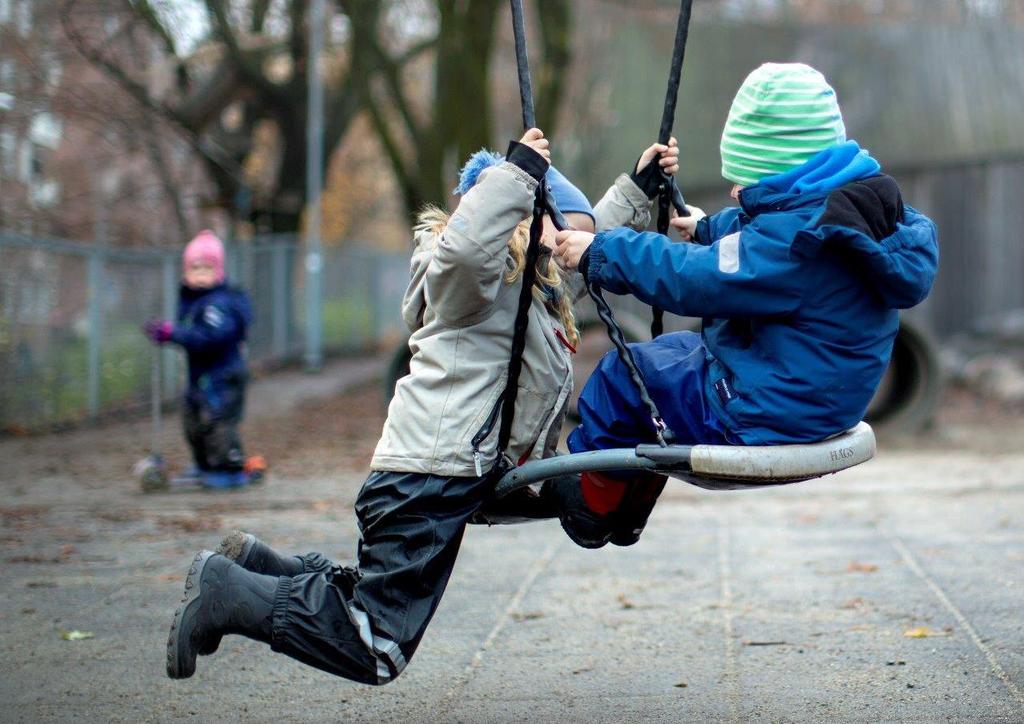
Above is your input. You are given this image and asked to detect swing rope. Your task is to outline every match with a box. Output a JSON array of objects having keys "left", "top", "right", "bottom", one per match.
[
  {"left": 651, "top": 0, "right": 694, "bottom": 339},
  {"left": 585, "top": 281, "right": 674, "bottom": 447},
  {"left": 471, "top": 0, "right": 565, "bottom": 477},
  {"left": 510, "top": 0, "right": 535, "bottom": 132}
]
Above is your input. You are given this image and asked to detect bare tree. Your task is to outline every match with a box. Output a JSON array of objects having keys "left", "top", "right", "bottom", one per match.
[
  {"left": 345, "top": 0, "right": 572, "bottom": 217},
  {"left": 59, "top": 0, "right": 367, "bottom": 232},
  {"left": 59, "top": 0, "right": 573, "bottom": 231}
]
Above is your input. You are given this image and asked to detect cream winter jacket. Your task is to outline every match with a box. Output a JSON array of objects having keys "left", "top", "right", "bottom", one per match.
[{"left": 370, "top": 164, "right": 652, "bottom": 477}]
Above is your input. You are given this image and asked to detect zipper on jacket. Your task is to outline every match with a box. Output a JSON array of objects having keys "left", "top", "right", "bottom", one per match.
[{"left": 471, "top": 395, "right": 504, "bottom": 477}]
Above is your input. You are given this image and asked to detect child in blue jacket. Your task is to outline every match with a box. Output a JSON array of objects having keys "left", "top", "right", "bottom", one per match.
[
  {"left": 145, "top": 230, "right": 254, "bottom": 488},
  {"left": 551, "top": 63, "right": 939, "bottom": 549}
]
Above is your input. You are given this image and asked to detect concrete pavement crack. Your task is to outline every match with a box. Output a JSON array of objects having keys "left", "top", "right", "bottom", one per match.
[
  {"left": 718, "top": 513, "right": 741, "bottom": 724},
  {"left": 884, "top": 528, "right": 1024, "bottom": 712},
  {"left": 436, "top": 537, "right": 561, "bottom": 717}
]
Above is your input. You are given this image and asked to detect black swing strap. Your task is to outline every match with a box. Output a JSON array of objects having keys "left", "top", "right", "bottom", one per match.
[
  {"left": 471, "top": 0, "right": 550, "bottom": 476},
  {"left": 651, "top": 0, "right": 694, "bottom": 339},
  {"left": 510, "top": 0, "right": 534, "bottom": 132}
]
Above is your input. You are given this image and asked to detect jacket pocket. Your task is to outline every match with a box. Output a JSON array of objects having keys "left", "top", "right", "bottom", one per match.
[{"left": 507, "top": 383, "right": 559, "bottom": 462}]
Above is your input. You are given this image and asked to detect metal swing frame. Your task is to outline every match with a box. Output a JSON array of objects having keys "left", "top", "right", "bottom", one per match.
[{"left": 483, "top": 0, "right": 875, "bottom": 505}]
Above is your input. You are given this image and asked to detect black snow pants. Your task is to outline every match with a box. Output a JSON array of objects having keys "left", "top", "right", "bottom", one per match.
[
  {"left": 268, "top": 470, "right": 491, "bottom": 684},
  {"left": 183, "top": 375, "right": 246, "bottom": 472}
]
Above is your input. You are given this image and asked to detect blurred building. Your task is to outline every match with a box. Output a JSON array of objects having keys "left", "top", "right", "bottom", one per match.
[
  {"left": 0, "top": 0, "right": 64, "bottom": 231},
  {"left": 0, "top": 0, "right": 213, "bottom": 246}
]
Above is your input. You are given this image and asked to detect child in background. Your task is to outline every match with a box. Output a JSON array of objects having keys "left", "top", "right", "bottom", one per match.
[
  {"left": 551, "top": 63, "right": 939, "bottom": 549},
  {"left": 144, "top": 230, "right": 254, "bottom": 489},
  {"left": 164, "top": 129, "right": 678, "bottom": 684}
]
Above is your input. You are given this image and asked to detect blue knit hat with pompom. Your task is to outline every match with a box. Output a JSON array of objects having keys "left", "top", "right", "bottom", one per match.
[
  {"left": 454, "top": 149, "right": 595, "bottom": 223},
  {"left": 454, "top": 150, "right": 504, "bottom": 195}
]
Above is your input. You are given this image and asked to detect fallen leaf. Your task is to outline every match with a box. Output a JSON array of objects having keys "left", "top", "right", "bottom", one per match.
[
  {"left": 60, "top": 630, "right": 95, "bottom": 641},
  {"left": 616, "top": 594, "right": 635, "bottom": 610},
  {"left": 903, "top": 627, "right": 950, "bottom": 638},
  {"left": 511, "top": 611, "right": 544, "bottom": 622},
  {"left": 846, "top": 561, "right": 879, "bottom": 573},
  {"left": 742, "top": 640, "right": 788, "bottom": 647},
  {"left": 674, "top": 682, "right": 689, "bottom": 688}
]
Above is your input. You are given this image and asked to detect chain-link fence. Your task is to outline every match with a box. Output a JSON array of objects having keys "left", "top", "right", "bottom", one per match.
[{"left": 0, "top": 232, "right": 409, "bottom": 431}]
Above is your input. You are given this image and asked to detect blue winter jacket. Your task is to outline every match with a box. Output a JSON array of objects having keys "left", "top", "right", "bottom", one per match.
[
  {"left": 586, "top": 141, "right": 939, "bottom": 444},
  {"left": 172, "top": 282, "right": 253, "bottom": 397}
]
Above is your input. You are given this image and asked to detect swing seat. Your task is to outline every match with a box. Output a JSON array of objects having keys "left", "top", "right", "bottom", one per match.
[{"left": 494, "top": 422, "right": 875, "bottom": 496}]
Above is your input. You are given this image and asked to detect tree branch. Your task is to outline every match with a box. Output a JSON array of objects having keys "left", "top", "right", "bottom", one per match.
[
  {"left": 205, "top": 0, "right": 286, "bottom": 103},
  {"left": 60, "top": 2, "right": 184, "bottom": 127},
  {"left": 347, "top": 3, "right": 424, "bottom": 148},
  {"left": 126, "top": 27, "right": 190, "bottom": 240},
  {"left": 60, "top": 0, "right": 247, "bottom": 189},
  {"left": 251, "top": 0, "right": 271, "bottom": 32},
  {"left": 288, "top": 0, "right": 307, "bottom": 78},
  {"left": 322, "top": 69, "right": 359, "bottom": 156},
  {"left": 128, "top": 0, "right": 180, "bottom": 61},
  {"left": 535, "top": 0, "right": 571, "bottom": 135},
  {"left": 355, "top": 74, "right": 415, "bottom": 209}
]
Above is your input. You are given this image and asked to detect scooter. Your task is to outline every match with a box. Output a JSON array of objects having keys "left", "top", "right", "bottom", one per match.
[{"left": 135, "top": 348, "right": 268, "bottom": 492}]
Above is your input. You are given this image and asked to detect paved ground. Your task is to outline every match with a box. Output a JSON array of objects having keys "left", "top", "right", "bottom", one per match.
[{"left": 1, "top": 357, "right": 1023, "bottom": 723}]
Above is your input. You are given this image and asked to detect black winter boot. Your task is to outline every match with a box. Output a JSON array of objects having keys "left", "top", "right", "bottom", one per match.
[
  {"left": 608, "top": 474, "right": 668, "bottom": 547},
  {"left": 166, "top": 551, "right": 278, "bottom": 679},
  {"left": 541, "top": 475, "right": 613, "bottom": 549},
  {"left": 216, "top": 531, "right": 306, "bottom": 577}
]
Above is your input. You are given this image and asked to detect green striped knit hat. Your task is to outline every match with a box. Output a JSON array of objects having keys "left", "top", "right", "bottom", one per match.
[{"left": 720, "top": 63, "right": 846, "bottom": 187}]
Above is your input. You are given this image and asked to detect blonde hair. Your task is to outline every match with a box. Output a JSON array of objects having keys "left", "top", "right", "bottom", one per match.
[{"left": 416, "top": 206, "right": 579, "bottom": 346}]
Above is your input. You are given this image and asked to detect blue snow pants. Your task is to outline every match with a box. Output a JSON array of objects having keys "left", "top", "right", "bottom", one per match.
[{"left": 568, "top": 331, "right": 735, "bottom": 456}]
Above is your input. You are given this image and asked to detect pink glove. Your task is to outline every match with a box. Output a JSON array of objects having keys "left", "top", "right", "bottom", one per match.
[{"left": 143, "top": 320, "right": 174, "bottom": 344}]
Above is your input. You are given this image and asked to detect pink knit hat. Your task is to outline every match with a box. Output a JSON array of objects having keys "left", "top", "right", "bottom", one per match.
[{"left": 182, "top": 230, "right": 225, "bottom": 283}]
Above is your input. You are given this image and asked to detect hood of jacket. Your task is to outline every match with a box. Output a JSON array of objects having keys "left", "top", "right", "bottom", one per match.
[{"left": 740, "top": 141, "right": 939, "bottom": 310}]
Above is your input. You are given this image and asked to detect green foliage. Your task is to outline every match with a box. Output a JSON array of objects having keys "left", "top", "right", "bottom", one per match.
[{"left": 321, "top": 298, "right": 374, "bottom": 352}]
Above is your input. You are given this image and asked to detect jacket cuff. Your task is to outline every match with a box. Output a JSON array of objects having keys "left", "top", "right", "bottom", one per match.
[
  {"left": 586, "top": 233, "right": 608, "bottom": 285},
  {"left": 497, "top": 161, "right": 541, "bottom": 193},
  {"left": 614, "top": 174, "right": 653, "bottom": 214},
  {"left": 505, "top": 140, "right": 549, "bottom": 183},
  {"left": 169, "top": 328, "right": 187, "bottom": 346},
  {"left": 629, "top": 156, "right": 662, "bottom": 199},
  {"left": 694, "top": 216, "right": 712, "bottom": 245}
]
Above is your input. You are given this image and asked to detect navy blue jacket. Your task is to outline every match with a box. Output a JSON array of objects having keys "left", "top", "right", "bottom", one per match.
[
  {"left": 586, "top": 142, "right": 939, "bottom": 444},
  {"left": 172, "top": 282, "right": 252, "bottom": 395}
]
